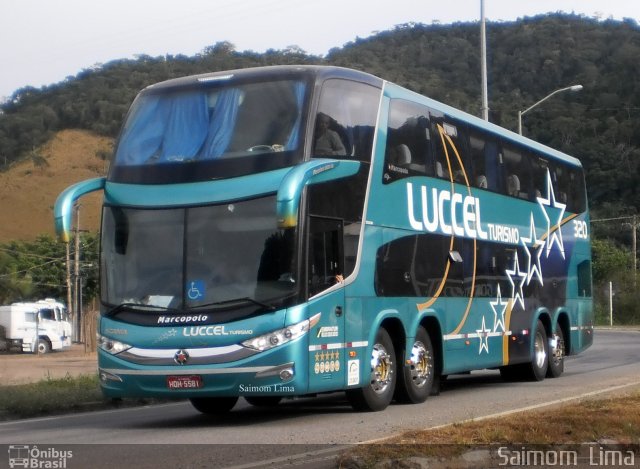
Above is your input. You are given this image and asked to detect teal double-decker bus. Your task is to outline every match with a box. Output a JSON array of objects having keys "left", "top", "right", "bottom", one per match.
[{"left": 55, "top": 66, "right": 593, "bottom": 413}]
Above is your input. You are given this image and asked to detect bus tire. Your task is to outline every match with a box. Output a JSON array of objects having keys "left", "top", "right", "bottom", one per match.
[
  {"left": 245, "top": 396, "right": 282, "bottom": 407},
  {"left": 546, "top": 325, "right": 565, "bottom": 378},
  {"left": 526, "top": 320, "right": 549, "bottom": 381},
  {"left": 37, "top": 338, "right": 51, "bottom": 354},
  {"left": 346, "top": 328, "right": 396, "bottom": 412},
  {"left": 189, "top": 396, "right": 238, "bottom": 415},
  {"left": 394, "top": 327, "right": 434, "bottom": 404}
]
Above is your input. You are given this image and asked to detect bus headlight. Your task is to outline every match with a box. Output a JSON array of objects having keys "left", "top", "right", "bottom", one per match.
[
  {"left": 97, "top": 333, "right": 132, "bottom": 355},
  {"left": 242, "top": 313, "right": 321, "bottom": 352}
]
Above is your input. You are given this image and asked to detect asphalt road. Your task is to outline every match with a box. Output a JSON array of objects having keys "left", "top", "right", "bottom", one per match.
[{"left": 1, "top": 329, "right": 638, "bottom": 469}]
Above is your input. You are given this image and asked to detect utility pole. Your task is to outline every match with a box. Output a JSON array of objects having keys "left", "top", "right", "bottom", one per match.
[
  {"left": 480, "top": 0, "right": 489, "bottom": 121},
  {"left": 65, "top": 241, "right": 73, "bottom": 331},
  {"left": 633, "top": 215, "right": 637, "bottom": 285},
  {"left": 73, "top": 204, "right": 82, "bottom": 343}
]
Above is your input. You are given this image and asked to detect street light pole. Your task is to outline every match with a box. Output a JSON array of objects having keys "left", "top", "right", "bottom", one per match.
[
  {"left": 518, "top": 84, "right": 583, "bottom": 135},
  {"left": 480, "top": 0, "right": 489, "bottom": 121}
]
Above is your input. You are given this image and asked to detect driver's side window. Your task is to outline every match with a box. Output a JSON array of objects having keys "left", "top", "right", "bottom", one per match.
[{"left": 307, "top": 216, "right": 343, "bottom": 297}]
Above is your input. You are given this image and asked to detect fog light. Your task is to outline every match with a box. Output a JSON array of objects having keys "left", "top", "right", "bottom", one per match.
[
  {"left": 99, "top": 369, "right": 123, "bottom": 383},
  {"left": 279, "top": 368, "right": 294, "bottom": 381}
]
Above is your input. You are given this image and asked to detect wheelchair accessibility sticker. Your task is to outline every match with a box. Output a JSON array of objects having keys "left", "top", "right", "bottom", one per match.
[{"left": 187, "top": 280, "right": 205, "bottom": 300}]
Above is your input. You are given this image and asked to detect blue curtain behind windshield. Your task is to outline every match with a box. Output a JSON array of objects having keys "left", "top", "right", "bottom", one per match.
[
  {"left": 116, "top": 96, "right": 166, "bottom": 165},
  {"left": 285, "top": 82, "right": 305, "bottom": 150},
  {"left": 157, "top": 92, "right": 209, "bottom": 161},
  {"left": 200, "top": 89, "right": 242, "bottom": 159},
  {"left": 116, "top": 93, "right": 209, "bottom": 164}
]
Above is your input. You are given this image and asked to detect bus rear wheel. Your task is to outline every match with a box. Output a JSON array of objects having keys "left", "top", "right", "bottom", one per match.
[
  {"left": 394, "top": 327, "right": 434, "bottom": 404},
  {"left": 526, "top": 320, "right": 549, "bottom": 381},
  {"left": 546, "top": 325, "right": 565, "bottom": 378},
  {"left": 189, "top": 396, "right": 238, "bottom": 415},
  {"left": 346, "top": 328, "right": 396, "bottom": 412},
  {"left": 500, "top": 320, "right": 549, "bottom": 382}
]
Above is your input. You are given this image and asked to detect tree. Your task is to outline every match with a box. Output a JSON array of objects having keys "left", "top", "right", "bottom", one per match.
[{"left": 0, "top": 234, "right": 99, "bottom": 306}]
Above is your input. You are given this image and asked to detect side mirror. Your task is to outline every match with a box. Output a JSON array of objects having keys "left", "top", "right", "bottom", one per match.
[
  {"left": 54, "top": 177, "right": 106, "bottom": 242},
  {"left": 276, "top": 159, "right": 360, "bottom": 228}
]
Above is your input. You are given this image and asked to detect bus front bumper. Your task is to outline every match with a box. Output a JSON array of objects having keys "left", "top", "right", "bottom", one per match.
[{"left": 97, "top": 344, "right": 307, "bottom": 398}]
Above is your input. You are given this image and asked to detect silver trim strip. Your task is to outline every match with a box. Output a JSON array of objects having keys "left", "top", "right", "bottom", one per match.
[
  {"left": 116, "top": 343, "right": 257, "bottom": 366},
  {"left": 127, "top": 344, "right": 243, "bottom": 358},
  {"left": 100, "top": 364, "right": 280, "bottom": 376}
]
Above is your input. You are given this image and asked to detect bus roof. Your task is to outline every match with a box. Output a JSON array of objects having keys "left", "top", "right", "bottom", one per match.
[{"left": 143, "top": 65, "right": 384, "bottom": 93}]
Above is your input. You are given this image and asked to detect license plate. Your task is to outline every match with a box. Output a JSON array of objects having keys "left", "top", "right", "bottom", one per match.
[{"left": 167, "top": 375, "right": 203, "bottom": 389}]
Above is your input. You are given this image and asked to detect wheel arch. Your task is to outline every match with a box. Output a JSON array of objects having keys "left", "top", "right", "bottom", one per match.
[
  {"left": 554, "top": 309, "right": 572, "bottom": 356},
  {"left": 419, "top": 315, "right": 443, "bottom": 378},
  {"left": 378, "top": 315, "right": 406, "bottom": 369},
  {"left": 532, "top": 308, "right": 552, "bottom": 357}
]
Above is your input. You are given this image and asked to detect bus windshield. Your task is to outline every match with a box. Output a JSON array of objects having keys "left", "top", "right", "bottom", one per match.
[
  {"left": 110, "top": 79, "right": 307, "bottom": 184},
  {"left": 100, "top": 195, "right": 298, "bottom": 314}
]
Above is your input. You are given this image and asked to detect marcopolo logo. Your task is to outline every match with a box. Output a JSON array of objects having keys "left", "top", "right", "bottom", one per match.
[
  {"left": 8, "top": 445, "right": 73, "bottom": 468},
  {"left": 157, "top": 314, "right": 208, "bottom": 325}
]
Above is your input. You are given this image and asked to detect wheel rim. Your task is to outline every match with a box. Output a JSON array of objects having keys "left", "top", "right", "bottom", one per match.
[
  {"left": 370, "top": 343, "right": 393, "bottom": 394},
  {"left": 534, "top": 330, "right": 547, "bottom": 369},
  {"left": 550, "top": 333, "right": 564, "bottom": 366},
  {"left": 409, "top": 341, "right": 432, "bottom": 388}
]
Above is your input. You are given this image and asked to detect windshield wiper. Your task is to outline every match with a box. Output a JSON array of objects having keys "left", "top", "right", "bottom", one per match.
[
  {"left": 189, "top": 297, "right": 277, "bottom": 311},
  {"left": 104, "top": 302, "right": 179, "bottom": 317}
]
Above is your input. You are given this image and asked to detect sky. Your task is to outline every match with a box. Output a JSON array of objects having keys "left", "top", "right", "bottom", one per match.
[{"left": 1, "top": 0, "right": 639, "bottom": 99}]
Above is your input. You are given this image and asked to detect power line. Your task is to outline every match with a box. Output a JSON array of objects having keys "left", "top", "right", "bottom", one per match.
[
  {"left": 0, "top": 258, "right": 63, "bottom": 278},
  {"left": 591, "top": 215, "right": 637, "bottom": 223},
  {"left": 0, "top": 246, "right": 65, "bottom": 261}
]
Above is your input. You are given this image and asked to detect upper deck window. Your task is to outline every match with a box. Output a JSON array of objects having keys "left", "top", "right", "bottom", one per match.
[
  {"left": 110, "top": 78, "right": 307, "bottom": 184},
  {"left": 313, "top": 79, "right": 380, "bottom": 162}
]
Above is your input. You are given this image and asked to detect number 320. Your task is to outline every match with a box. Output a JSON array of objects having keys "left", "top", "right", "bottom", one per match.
[{"left": 573, "top": 220, "right": 588, "bottom": 239}]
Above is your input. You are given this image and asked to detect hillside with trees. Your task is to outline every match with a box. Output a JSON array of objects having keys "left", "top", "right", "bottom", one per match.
[{"left": 0, "top": 13, "right": 638, "bottom": 322}]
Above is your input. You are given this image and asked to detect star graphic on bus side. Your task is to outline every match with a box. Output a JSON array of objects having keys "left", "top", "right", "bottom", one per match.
[
  {"left": 520, "top": 213, "right": 545, "bottom": 287},
  {"left": 476, "top": 316, "right": 490, "bottom": 354},
  {"left": 537, "top": 169, "right": 566, "bottom": 259},
  {"left": 490, "top": 284, "right": 508, "bottom": 333},
  {"left": 506, "top": 254, "right": 526, "bottom": 311}
]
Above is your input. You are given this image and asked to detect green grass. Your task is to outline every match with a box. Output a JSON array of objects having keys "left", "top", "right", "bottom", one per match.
[
  {"left": 0, "top": 373, "right": 164, "bottom": 419},
  {"left": 339, "top": 391, "right": 640, "bottom": 467}
]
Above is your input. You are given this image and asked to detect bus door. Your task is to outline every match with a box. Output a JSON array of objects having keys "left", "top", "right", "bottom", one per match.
[{"left": 306, "top": 216, "right": 346, "bottom": 391}]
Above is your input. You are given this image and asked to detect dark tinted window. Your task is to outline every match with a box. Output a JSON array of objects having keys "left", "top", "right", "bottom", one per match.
[
  {"left": 577, "top": 260, "right": 592, "bottom": 297},
  {"left": 314, "top": 79, "right": 380, "bottom": 161},
  {"left": 430, "top": 115, "right": 469, "bottom": 184},
  {"left": 501, "top": 143, "right": 531, "bottom": 200},
  {"left": 468, "top": 129, "right": 499, "bottom": 191},
  {"left": 307, "top": 165, "right": 369, "bottom": 285},
  {"left": 375, "top": 233, "right": 464, "bottom": 298},
  {"left": 383, "top": 99, "right": 433, "bottom": 183}
]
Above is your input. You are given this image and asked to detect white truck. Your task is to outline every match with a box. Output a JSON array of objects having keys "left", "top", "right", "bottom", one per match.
[{"left": 0, "top": 299, "right": 72, "bottom": 353}]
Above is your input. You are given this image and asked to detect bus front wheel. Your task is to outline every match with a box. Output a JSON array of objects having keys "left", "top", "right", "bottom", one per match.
[
  {"left": 394, "top": 327, "right": 434, "bottom": 404},
  {"left": 346, "top": 328, "right": 396, "bottom": 412},
  {"left": 189, "top": 397, "right": 238, "bottom": 415}
]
